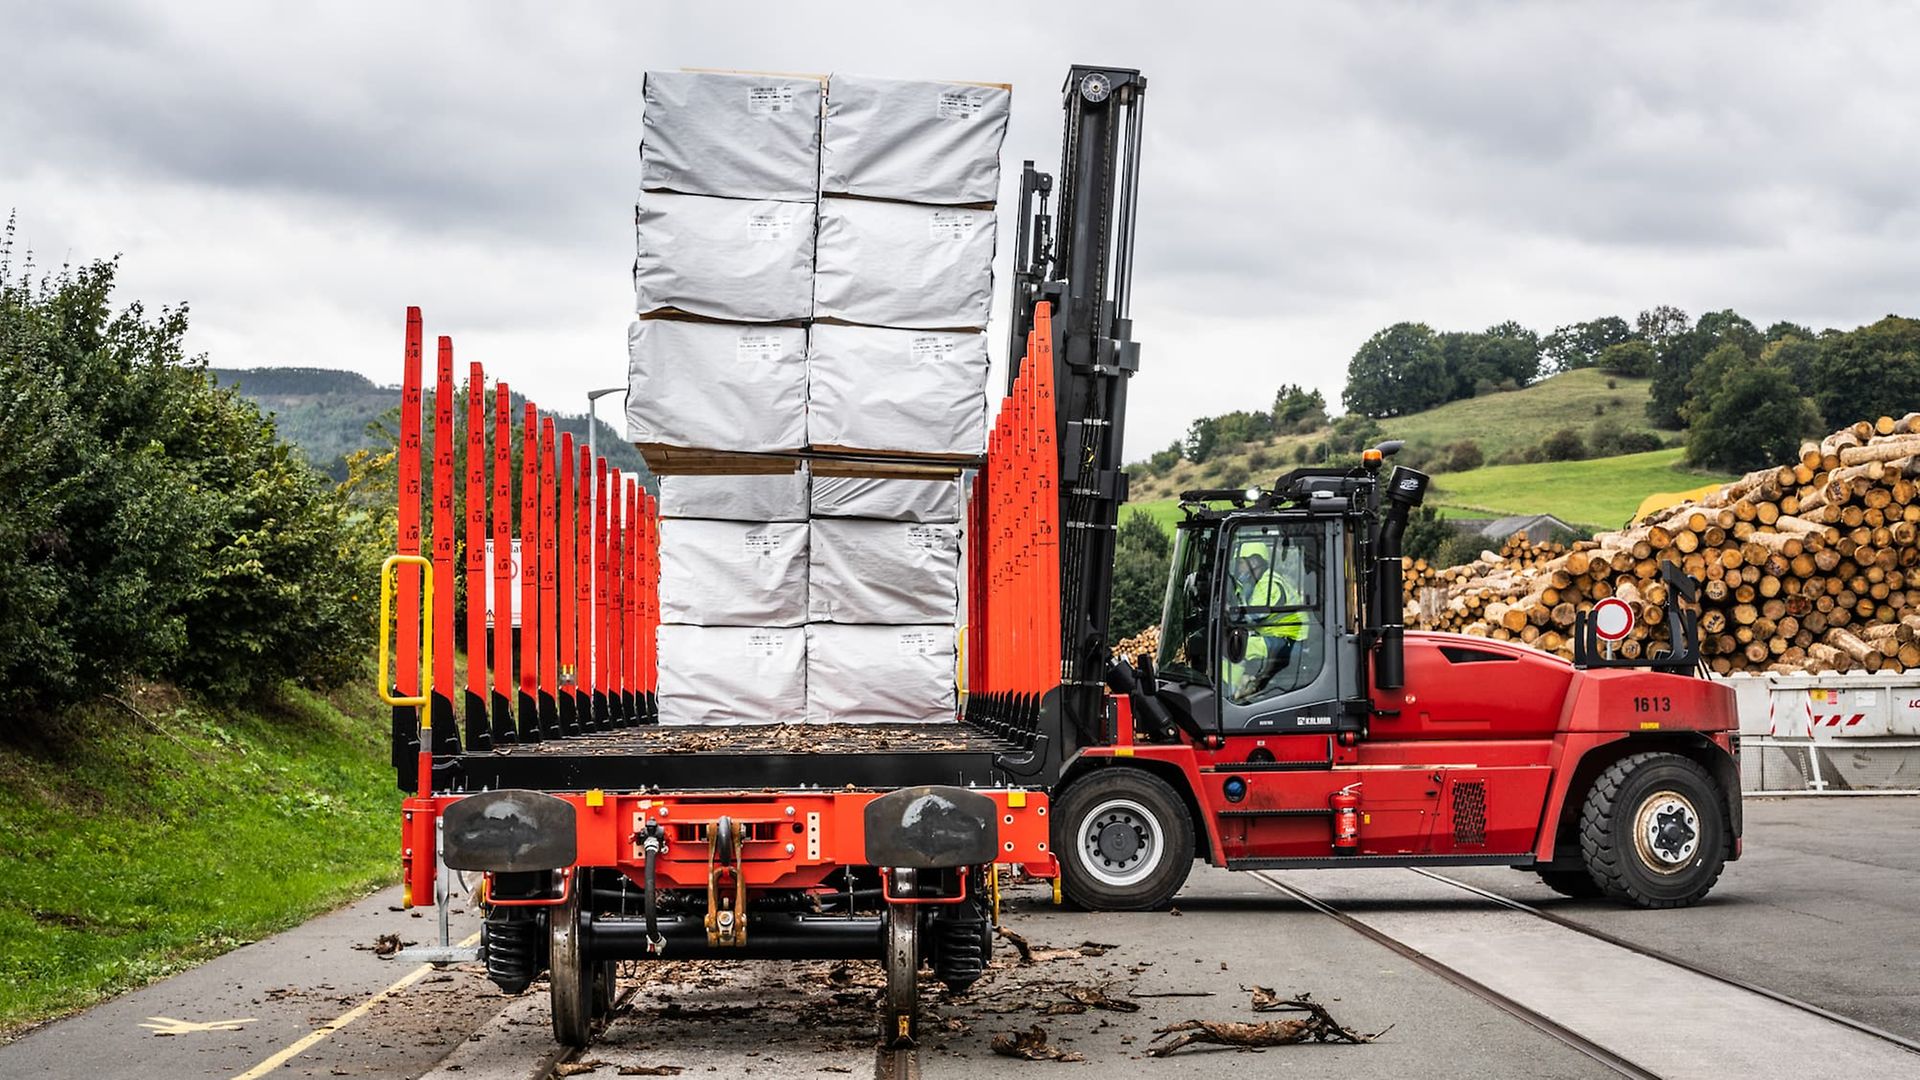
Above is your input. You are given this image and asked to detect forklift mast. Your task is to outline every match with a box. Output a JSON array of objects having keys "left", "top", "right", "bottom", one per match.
[{"left": 1005, "top": 66, "right": 1147, "bottom": 747}]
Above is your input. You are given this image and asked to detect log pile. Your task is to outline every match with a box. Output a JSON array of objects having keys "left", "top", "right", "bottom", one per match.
[
  {"left": 1404, "top": 415, "right": 1920, "bottom": 675},
  {"left": 1111, "top": 624, "right": 1162, "bottom": 663}
]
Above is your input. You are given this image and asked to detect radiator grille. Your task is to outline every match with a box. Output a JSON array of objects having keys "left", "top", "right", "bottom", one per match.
[{"left": 1453, "top": 781, "right": 1488, "bottom": 846}]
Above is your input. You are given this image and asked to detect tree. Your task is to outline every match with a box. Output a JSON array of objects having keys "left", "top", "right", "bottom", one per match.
[
  {"left": 0, "top": 234, "right": 378, "bottom": 714},
  {"left": 1271, "top": 384, "right": 1329, "bottom": 432},
  {"left": 1476, "top": 320, "right": 1543, "bottom": 387},
  {"left": 1401, "top": 506, "right": 1461, "bottom": 563},
  {"left": 1646, "top": 309, "right": 1759, "bottom": 428},
  {"left": 1343, "top": 322, "right": 1448, "bottom": 417},
  {"left": 1597, "top": 340, "right": 1654, "bottom": 377},
  {"left": 1687, "top": 364, "right": 1822, "bottom": 472},
  {"left": 1634, "top": 305, "right": 1691, "bottom": 355},
  {"left": 1147, "top": 440, "right": 1182, "bottom": 474},
  {"left": 1542, "top": 316, "right": 1633, "bottom": 372},
  {"left": 1760, "top": 335, "right": 1820, "bottom": 388},
  {"left": 1809, "top": 316, "right": 1920, "bottom": 429},
  {"left": 1108, "top": 512, "right": 1172, "bottom": 639}
]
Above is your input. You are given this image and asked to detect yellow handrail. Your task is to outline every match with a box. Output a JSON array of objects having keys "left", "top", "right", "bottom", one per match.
[{"left": 378, "top": 554, "right": 434, "bottom": 710}]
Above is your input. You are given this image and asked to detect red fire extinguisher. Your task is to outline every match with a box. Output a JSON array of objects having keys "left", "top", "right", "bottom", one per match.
[{"left": 1331, "top": 783, "right": 1362, "bottom": 855}]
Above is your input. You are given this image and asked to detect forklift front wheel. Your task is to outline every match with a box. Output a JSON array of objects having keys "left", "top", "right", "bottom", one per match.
[{"left": 1055, "top": 768, "right": 1195, "bottom": 911}]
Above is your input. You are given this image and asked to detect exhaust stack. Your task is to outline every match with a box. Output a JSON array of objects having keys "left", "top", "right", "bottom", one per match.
[{"left": 1375, "top": 465, "right": 1429, "bottom": 691}]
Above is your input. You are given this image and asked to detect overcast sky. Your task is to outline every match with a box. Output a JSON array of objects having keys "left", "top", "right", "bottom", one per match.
[{"left": 6, "top": 0, "right": 1918, "bottom": 459}]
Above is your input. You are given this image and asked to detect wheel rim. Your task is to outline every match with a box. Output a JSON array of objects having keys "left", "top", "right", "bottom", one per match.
[
  {"left": 883, "top": 901, "right": 919, "bottom": 1047},
  {"left": 549, "top": 876, "right": 592, "bottom": 1045},
  {"left": 1079, "top": 797, "right": 1164, "bottom": 887},
  {"left": 1632, "top": 790, "right": 1701, "bottom": 874}
]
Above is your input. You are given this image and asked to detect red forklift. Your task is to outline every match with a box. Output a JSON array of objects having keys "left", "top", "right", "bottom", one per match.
[{"left": 970, "top": 65, "right": 1742, "bottom": 915}]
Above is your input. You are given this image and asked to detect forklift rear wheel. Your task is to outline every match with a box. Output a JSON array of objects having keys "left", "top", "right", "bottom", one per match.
[
  {"left": 1579, "top": 752, "right": 1727, "bottom": 909},
  {"left": 1056, "top": 768, "right": 1195, "bottom": 911},
  {"left": 882, "top": 902, "right": 920, "bottom": 1048},
  {"left": 549, "top": 877, "right": 594, "bottom": 1047}
]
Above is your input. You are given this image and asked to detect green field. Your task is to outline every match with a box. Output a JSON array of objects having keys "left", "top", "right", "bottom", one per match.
[
  {"left": 1425, "top": 448, "right": 1734, "bottom": 528},
  {"left": 1125, "top": 446, "right": 1734, "bottom": 534},
  {"left": 1130, "top": 368, "right": 1676, "bottom": 502},
  {"left": 0, "top": 683, "right": 396, "bottom": 1036}
]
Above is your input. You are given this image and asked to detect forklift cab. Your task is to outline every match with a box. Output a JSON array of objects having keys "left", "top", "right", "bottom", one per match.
[{"left": 1148, "top": 513, "right": 1364, "bottom": 737}]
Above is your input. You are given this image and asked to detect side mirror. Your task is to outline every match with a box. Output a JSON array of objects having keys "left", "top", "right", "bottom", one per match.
[{"left": 1226, "top": 626, "right": 1248, "bottom": 664}]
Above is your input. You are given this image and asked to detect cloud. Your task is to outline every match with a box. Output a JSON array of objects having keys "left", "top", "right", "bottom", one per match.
[{"left": 5, "top": 0, "right": 1919, "bottom": 458}]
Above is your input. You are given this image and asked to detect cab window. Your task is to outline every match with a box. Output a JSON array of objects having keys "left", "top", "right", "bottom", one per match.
[
  {"left": 1155, "top": 521, "right": 1218, "bottom": 682},
  {"left": 1221, "top": 522, "right": 1326, "bottom": 704}
]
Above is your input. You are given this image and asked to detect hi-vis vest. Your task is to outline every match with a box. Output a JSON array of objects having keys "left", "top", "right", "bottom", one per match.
[{"left": 1246, "top": 571, "right": 1308, "bottom": 642}]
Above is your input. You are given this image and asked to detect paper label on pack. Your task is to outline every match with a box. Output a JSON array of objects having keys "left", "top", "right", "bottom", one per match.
[
  {"left": 928, "top": 211, "right": 976, "bottom": 242},
  {"left": 910, "top": 336, "right": 957, "bottom": 363},
  {"left": 742, "top": 532, "right": 780, "bottom": 556},
  {"left": 745, "top": 630, "right": 786, "bottom": 656},
  {"left": 896, "top": 630, "right": 942, "bottom": 655},
  {"left": 904, "top": 525, "right": 946, "bottom": 550},
  {"left": 736, "top": 333, "right": 784, "bottom": 364},
  {"left": 936, "top": 91, "right": 984, "bottom": 120},
  {"left": 747, "top": 210, "right": 794, "bottom": 242},
  {"left": 747, "top": 85, "right": 796, "bottom": 114}
]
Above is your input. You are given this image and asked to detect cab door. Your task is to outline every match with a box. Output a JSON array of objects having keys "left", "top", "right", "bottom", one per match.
[{"left": 1216, "top": 519, "right": 1348, "bottom": 735}]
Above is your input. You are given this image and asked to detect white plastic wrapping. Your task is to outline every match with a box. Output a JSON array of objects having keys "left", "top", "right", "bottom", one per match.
[
  {"left": 640, "top": 71, "right": 823, "bottom": 201},
  {"left": 805, "top": 325, "right": 988, "bottom": 456},
  {"left": 812, "top": 198, "right": 996, "bottom": 330},
  {"left": 821, "top": 75, "right": 1009, "bottom": 206},
  {"left": 658, "top": 519, "right": 809, "bottom": 626},
  {"left": 808, "top": 519, "right": 960, "bottom": 624},
  {"left": 809, "top": 476, "right": 961, "bottom": 523},
  {"left": 657, "top": 625, "right": 807, "bottom": 725},
  {"left": 658, "top": 470, "right": 810, "bottom": 522},
  {"left": 634, "top": 193, "right": 816, "bottom": 322},
  {"left": 627, "top": 320, "right": 806, "bottom": 453},
  {"left": 805, "top": 624, "right": 957, "bottom": 724}
]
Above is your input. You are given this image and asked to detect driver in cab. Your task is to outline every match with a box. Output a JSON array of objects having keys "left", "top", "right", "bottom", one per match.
[{"left": 1226, "top": 542, "right": 1307, "bottom": 702}]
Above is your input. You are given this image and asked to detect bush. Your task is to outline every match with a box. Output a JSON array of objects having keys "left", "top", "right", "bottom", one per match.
[
  {"left": 1606, "top": 377, "right": 1618, "bottom": 389},
  {"left": 1290, "top": 443, "right": 1311, "bottom": 464},
  {"left": 0, "top": 241, "right": 378, "bottom": 714},
  {"left": 1444, "top": 440, "right": 1484, "bottom": 473},
  {"left": 1538, "top": 427, "right": 1587, "bottom": 462},
  {"left": 1218, "top": 462, "right": 1252, "bottom": 488},
  {"left": 1246, "top": 447, "right": 1269, "bottom": 471},
  {"left": 1435, "top": 530, "right": 1493, "bottom": 569}
]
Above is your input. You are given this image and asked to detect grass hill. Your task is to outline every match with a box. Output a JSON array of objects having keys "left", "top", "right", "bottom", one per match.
[
  {"left": 0, "top": 682, "right": 394, "bottom": 1034},
  {"left": 1125, "top": 446, "right": 1735, "bottom": 536},
  {"left": 1128, "top": 369, "right": 1674, "bottom": 503},
  {"left": 211, "top": 367, "right": 652, "bottom": 484}
]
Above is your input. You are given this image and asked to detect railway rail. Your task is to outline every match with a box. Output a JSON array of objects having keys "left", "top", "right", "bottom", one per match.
[{"left": 1253, "top": 869, "right": 1920, "bottom": 1080}]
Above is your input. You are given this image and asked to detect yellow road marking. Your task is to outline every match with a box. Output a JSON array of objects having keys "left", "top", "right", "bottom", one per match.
[
  {"left": 142, "top": 1016, "right": 257, "bottom": 1035},
  {"left": 229, "top": 930, "right": 481, "bottom": 1080}
]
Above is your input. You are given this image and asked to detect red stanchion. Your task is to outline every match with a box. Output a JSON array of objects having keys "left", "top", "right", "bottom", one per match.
[
  {"left": 518, "top": 403, "right": 540, "bottom": 741},
  {"left": 491, "top": 382, "right": 514, "bottom": 743},
  {"left": 464, "top": 361, "right": 489, "bottom": 750},
  {"left": 430, "top": 337, "right": 459, "bottom": 755}
]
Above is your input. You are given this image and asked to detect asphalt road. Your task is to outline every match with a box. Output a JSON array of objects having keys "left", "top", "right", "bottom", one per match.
[{"left": 6, "top": 797, "right": 1915, "bottom": 1079}]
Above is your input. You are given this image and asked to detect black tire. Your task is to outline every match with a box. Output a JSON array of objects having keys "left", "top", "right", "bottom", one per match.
[
  {"left": 1055, "top": 768, "right": 1195, "bottom": 911},
  {"left": 1579, "top": 752, "right": 1728, "bottom": 909},
  {"left": 1535, "top": 868, "right": 1606, "bottom": 899}
]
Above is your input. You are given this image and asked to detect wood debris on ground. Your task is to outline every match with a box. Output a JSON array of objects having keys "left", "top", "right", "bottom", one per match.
[
  {"left": 1404, "top": 414, "right": 1920, "bottom": 675},
  {"left": 995, "top": 928, "right": 1115, "bottom": 965},
  {"left": 1147, "top": 989, "right": 1385, "bottom": 1056},
  {"left": 355, "top": 933, "right": 412, "bottom": 958},
  {"left": 990, "top": 1024, "right": 1084, "bottom": 1062}
]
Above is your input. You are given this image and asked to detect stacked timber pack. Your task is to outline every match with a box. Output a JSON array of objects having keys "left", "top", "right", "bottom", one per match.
[
  {"left": 1404, "top": 415, "right": 1920, "bottom": 675},
  {"left": 629, "top": 70, "right": 1006, "bottom": 723}
]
